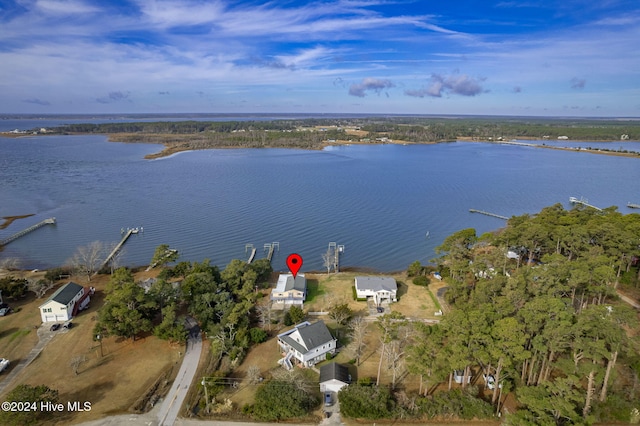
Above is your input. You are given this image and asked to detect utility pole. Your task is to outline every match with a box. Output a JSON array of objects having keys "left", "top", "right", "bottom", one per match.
[
  {"left": 96, "top": 334, "right": 103, "bottom": 357},
  {"left": 202, "top": 377, "right": 210, "bottom": 414}
]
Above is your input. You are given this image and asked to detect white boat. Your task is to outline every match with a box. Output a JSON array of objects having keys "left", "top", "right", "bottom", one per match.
[{"left": 628, "top": 202, "right": 640, "bottom": 209}]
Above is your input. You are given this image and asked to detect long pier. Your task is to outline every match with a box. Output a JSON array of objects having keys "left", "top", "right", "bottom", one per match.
[
  {"left": 469, "top": 209, "right": 509, "bottom": 220},
  {"left": 569, "top": 197, "right": 602, "bottom": 212},
  {"left": 99, "top": 229, "right": 134, "bottom": 272},
  {"left": 0, "top": 217, "right": 56, "bottom": 246}
]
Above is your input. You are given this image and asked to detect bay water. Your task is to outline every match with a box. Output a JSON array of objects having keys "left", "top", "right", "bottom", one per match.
[{"left": 1, "top": 134, "right": 639, "bottom": 272}]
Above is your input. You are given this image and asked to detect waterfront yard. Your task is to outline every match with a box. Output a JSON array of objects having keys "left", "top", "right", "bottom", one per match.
[
  {"left": 304, "top": 272, "right": 440, "bottom": 320},
  {"left": 0, "top": 270, "right": 180, "bottom": 424}
]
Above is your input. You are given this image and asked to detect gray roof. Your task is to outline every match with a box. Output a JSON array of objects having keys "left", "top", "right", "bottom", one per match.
[
  {"left": 274, "top": 273, "right": 306, "bottom": 292},
  {"left": 280, "top": 320, "right": 335, "bottom": 353},
  {"left": 46, "top": 282, "right": 83, "bottom": 305},
  {"left": 355, "top": 276, "right": 397, "bottom": 292},
  {"left": 320, "top": 363, "right": 350, "bottom": 384}
]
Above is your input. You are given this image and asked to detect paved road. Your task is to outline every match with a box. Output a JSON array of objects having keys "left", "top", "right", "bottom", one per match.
[
  {"left": 617, "top": 290, "right": 640, "bottom": 309},
  {"left": 156, "top": 320, "right": 203, "bottom": 426}
]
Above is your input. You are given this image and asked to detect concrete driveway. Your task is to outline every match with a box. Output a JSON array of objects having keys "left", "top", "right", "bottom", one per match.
[
  {"left": 0, "top": 325, "right": 58, "bottom": 395},
  {"left": 319, "top": 392, "right": 345, "bottom": 426}
]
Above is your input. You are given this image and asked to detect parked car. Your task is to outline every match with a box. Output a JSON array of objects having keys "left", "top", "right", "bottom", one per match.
[
  {"left": 324, "top": 392, "right": 332, "bottom": 406},
  {"left": 483, "top": 374, "right": 502, "bottom": 390},
  {"left": 0, "top": 307, "right": 10, "bottom": 316},
  {"left": 50, "top": 323, "right": 61, "bottom": 331},
  {"left": 0, "top": 358, "right": 9, "bottom": 373},
  {"left": 62, "top": 321, "right": 73, "bottom": 329},
  {"left": 376, "top": 306, "right": 384, "bottom": 313},
  {"left": 453, "top": 370, "right": 471, "bottom": 384}
]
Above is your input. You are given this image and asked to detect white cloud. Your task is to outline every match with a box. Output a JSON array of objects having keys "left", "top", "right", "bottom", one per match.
[
  {"left": 349, "top": 77, "right": 395, "bottom": 97},
  {"left": 35, "top": 0, "right": 101, "bottom": 15},
  {"left": 405, "top": 73, "right": 486, "bottom": 98}
]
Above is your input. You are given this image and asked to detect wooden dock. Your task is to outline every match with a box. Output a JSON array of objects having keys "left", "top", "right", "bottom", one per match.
[
  {"left": 469, "top": 209, "right": 509, "bottom": 220},
  {"left": 569, "top": 197, "right": 602, "bottom": 212},
  {"left": 99, "top": 229, "right": 134, "bottom": 272},
  {"left": 247, "top": 248, "right": 257, "bottom": 264},
  {"left": 0, "top": 217, "right": 56, "bottom": 246},
  {"left": 264, "top": 242, "right": 279, "bottom": 263}
]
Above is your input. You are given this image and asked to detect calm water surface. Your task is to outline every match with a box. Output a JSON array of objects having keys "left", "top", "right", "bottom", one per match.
[{"left": 1, "top": 135, "right": 639, "bottom": 272}]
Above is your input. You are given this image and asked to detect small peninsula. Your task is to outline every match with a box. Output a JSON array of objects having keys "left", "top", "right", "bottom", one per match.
[{"left": 6, "top": 115, "right": 640, "bottom": 159}]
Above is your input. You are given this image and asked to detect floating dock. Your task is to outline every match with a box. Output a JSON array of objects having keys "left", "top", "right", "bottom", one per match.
[
  {"left": 469, "top": 209, "right": 509, "bottom": 220},
  {"left": 0, "top": 217, "right": 56, "bottom": 246},
  {"left": 569, "top": 197, "right": 602, "bottom": 211}
]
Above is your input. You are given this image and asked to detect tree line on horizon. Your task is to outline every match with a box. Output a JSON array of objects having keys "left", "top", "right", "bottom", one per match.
[{"left": 47, "top": 117, "right": 640, "bottom": 146}]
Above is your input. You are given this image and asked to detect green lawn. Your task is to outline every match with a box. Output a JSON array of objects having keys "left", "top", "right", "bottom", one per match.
[{"left": 305, "top": 279, "right": 326, "bottom": 303}]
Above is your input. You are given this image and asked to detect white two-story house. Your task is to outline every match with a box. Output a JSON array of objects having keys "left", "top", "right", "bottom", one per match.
[
  {"left": 39, "top": 282, "right": 90, "bottom": 323},
  {"left": 354, "top": 276, "right": 397, "bottom": 305},
  {"left": 277, "top": 321, "right": 336, "bottom": 369}
]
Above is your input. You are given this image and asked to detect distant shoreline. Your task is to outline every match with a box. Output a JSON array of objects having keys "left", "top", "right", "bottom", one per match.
[
  {"left": 2, "top": 129, "right": 639, "bottom": 159},
  {"left": 107, "top": 134, "right": 640, "bottom": 160}
]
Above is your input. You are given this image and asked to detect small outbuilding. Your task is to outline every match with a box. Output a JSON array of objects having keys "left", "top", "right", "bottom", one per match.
[
  {"left": 320, "top": 362, "right": 351, "bottom": 393},
  {"left": 39, "top": 282, "right": 90, "bottom": 323}
]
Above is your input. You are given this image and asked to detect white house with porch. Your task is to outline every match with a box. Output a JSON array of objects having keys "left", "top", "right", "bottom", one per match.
[
  {"left": 277, "top": 321, "right": 336, "bottom": 369},
  {"left": 39, "top": 282, "right": 90, "bottom": 323},
  {"left": 354, "top": 276, "right": 397, "bottom": 305}
]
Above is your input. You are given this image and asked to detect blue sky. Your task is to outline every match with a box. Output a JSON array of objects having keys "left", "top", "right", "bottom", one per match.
[{"left": 1, "top": 0, "right": 639, "bottom": 116}]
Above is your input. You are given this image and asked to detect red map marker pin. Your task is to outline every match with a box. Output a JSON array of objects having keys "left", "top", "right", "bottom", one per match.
[{"left": 286, "top": 253, "right": 303, "bottom": 278}]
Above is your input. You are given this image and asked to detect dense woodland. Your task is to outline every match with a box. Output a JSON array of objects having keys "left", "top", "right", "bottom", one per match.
[
  {"left": 421, "top": 204, "right": 640, "bottom": 424},
  {"left": 45, "top": 117, "right": 640, "bottom": 155},
  {"left": 93, "top": 256, "right": 274, "bottom": 366}
]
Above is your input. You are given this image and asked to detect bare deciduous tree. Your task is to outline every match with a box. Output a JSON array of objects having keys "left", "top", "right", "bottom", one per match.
[
  {"left": 67, "top": 241, "right": 106, "bottom": 281},
  {"left": 349, "top": 315, "right": 370, "bottom": 366},
  {"left": 70, "top": 355, "right": 87, "bottom": 375},
  {"left": 28, "top": 279, "right": 54, "bottom": 298},
  {"left": 386, "top": 339, "right": 406, "bottom": 390},
  {"left": 272, "top": 368, "right": 313, "bottom": 393},
  {"left": 0, "top": 257, "right": 22, "bottom": 270},
  {"left": 247, "top": 365, "right": 262, "bottom": 385},
  {"left": 256, "top": 303, "right": 273, "bottom": 331},
  {"left": 321, "top": 247, "right": 335, "bottom": 274}
]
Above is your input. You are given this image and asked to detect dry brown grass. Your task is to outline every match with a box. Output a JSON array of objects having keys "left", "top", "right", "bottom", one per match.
[
  {"left": 0, "top": 270, "right": 181, "bottom": 425},
  {"left": 305, "top": 272, "right": 439, "bottom": 320}
]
